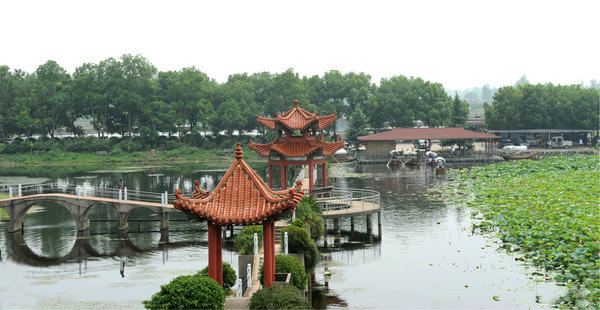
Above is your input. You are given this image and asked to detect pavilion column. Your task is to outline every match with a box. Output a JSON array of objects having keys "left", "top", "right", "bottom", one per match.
[
  {"left": 308, "top": 161, "right": 314, "bottom": 192},
  {"left": 321, "top": 161, "right": 327, "bottom": 188},
  {"left": 279, "top": 164, "right": 287, "bottom": 190},
  {"left": 263, "top": 219, "right": 275, "bottom": 287},
  {"left": 208, "top": 222, "right": 223, "bottom": 285},
  {"left": 268, "top": 164, "right": 274, "bottom": 188}
]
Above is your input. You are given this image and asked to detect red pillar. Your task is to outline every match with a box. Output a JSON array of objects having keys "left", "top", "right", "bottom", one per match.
[
  {"left": 279, "top": 164, "right": 287, "bottom": 189},
  {"left": 263, "top": 219, "right": 275, "bottom": 287},
  {"left": 322, "top": 161, "right": 327, "bottom": 187},
  {"left": 270, "top": 220, "right": 276, "bottom": 279},
  {"left": 268, "top": 164, "right": 273, "bottom": 188},
  {"left": 208, "top": 222, "right": 223, "bottom": 285},
  {"left": 308, "top": 161, "right": 314, "bottom": 192},
  {"left": 216, "top": 225, "right": 223, "bottom": 285}
]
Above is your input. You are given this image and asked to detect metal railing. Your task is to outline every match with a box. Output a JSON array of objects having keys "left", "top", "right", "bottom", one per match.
[
  {"left": 306, "top": 187, "right": 381, "bottom": 213},
  {"left": 0, "top": 183, "right": 176, "bottom": 204}
]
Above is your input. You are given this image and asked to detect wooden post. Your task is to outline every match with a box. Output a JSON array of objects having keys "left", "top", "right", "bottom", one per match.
[
  {"left": 308, "top": 161, "right": 314, "bottom": 192},
  {"left": 322, "top": 162, "right": 327, "bottom": 188},
  {"left": 208, "top": 222, "right": 223, "bottom": 285},
  {"left": 268, "top": 164, "right": 273, "bottom": 188},
  {"left": 263, "top": 219, "right": 275, "bottom": 287},
  {"left": 279, "top": 164, "right": 287, "bottom": 190}
]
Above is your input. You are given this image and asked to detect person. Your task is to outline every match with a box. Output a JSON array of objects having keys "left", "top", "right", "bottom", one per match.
[{"left": 119, "top": 178, "right": 124, "bottom": 191}]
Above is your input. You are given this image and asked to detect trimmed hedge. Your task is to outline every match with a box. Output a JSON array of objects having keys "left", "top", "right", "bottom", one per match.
[
  {"left": 143, "top": 274, "right": 225, "bottom": 310},
  {"left": 282, "top": 224, "right": 320, "bottom": 270},
  {"left": 233, "top": 225, "right": 262, "bottom": 255},
  {"left": 260, "top": 254, "right": 308, "bottom": 291},
  {"left": 249, "top": 284, "right": 309, "bottom": 310},
  {"left": 199, "top": 262, "right": 237, "bottom": 290},
  {"left": 294, "top": 196, "right": 324, "bottom": 241}
]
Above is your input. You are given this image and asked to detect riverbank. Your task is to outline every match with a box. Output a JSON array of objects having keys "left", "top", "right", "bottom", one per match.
[
  {"left": 444, "top": 155, "right": 599, "bottom": 308},
  {"left": 0, "top": 146, "right": 263, "bottom": 170},
  {"left": 0, "top": 194, "right": 7, "bottom": 220}
]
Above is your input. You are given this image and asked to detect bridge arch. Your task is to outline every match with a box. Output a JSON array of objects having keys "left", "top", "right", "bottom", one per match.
[{"left": 7, "top": 199, "right": 89, "bottom": 233}]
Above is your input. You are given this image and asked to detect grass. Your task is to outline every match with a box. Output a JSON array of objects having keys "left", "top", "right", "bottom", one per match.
[
  {"left": 444, "top": 155, "right": 600, "bottom": 308},
  {"left": 0, "top": 145, "right": 263, "bottom": 170},
  {"left": 0, "top": 193, "right": 7, "bottom": 221}
]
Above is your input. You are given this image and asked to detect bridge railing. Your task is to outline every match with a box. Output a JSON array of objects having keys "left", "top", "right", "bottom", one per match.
[
  {"left": 305, "top": 187, "right": 381, "bottom": 214},
  {"left": 0, "top": 183, "right": 177, "bottom": 204}
]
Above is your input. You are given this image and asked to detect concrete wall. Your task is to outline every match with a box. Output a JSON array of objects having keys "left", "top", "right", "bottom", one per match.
[{"left": 362, "top": 141, "right": 396, "bottom": 159}]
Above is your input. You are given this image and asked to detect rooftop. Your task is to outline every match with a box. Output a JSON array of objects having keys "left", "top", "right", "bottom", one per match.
[
  {"left": 257, "top": 100, "right": 337, "bottom": 131},
  {"left": 358, "top": 127, "right": 499, "bottom": 141},
  {"left": 249, "top": 137, "right": 345, "bottom": 158},
  {"left": 173, "top": 144, "right": 304, "bottom": 225}
]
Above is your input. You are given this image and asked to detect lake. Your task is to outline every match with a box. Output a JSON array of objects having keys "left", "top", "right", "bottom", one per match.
[{"left": 0, "top": 162, "right": 562, "bottom": 309}]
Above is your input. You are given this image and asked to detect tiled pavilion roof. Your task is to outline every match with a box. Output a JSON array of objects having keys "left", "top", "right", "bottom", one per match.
[
  {"left": 249, "top": 137, "right": 345, "bottom": 158},
  {"left": 257, "top": 100, "right": 337, "bottom": 131},
  {"left": 173, "top": 144, "right": 304, "bottom": 225}
]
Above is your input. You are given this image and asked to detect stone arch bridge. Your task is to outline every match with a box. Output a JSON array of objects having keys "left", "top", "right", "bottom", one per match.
[{"left": 0, "top": 183, "right": 183, "bottom": 233}]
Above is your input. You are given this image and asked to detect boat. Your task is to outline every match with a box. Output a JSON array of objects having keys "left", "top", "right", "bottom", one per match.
[{"left": 502, "top": 152, "right": 539, "bottom": 161}]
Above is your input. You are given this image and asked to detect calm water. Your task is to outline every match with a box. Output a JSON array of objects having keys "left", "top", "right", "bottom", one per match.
[{"left": 0, "top": 163, "right": 562, "bottom": 309}]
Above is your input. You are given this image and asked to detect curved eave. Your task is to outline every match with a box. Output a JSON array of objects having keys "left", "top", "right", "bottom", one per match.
[
  {"left": 257, "top": 116, "right": 277, "bottom": 130},
  {"left": 320, "top": 139, "right": 345, "bottom": 156},
  {"left": 317, "top": 113, "right": 337, "bottom": 130},
  {"left": 248, "top": 141, "right": 271, "bottom": 157}
]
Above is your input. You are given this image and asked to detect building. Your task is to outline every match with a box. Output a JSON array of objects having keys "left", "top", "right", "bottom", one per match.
[{"left": 357, "top": 127, "right": 499, "bottom": 160}]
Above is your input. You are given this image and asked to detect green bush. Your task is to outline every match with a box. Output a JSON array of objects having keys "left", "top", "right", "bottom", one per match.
[
  {"left": 198, "top": 262, "right": 237, "bottom": 290},
  {"left": 233, "top": 225, "right": 262, "bottom": 255},
  {"left": 294, "top": 196, "right": 324, "bottom": 240},
  {"left": 259, "top": 254, "right": 308, "bottom": 291},
  {"left": 283, "top": 225, "right": 320, "bottom": 270},
  {"left": 249, "top": 284, "right": 309, "bottom": 310},
  {"left": 114, "top": 139, "right": 143, "bottom": 152},
  {"left": 143, "top": 274, "right": 225, "bottom": 310}
]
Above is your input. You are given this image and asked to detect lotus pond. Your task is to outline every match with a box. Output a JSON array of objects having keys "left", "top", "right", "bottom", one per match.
[{"left": 445, "top": 155, "right": 600, "bottom": 308}]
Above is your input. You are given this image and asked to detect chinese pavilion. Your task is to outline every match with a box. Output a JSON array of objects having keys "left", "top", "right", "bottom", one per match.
[
  {"left": 173, "top": 144, "right": 303, "bottom": 287},
  {"left": 249, "top": 100, "right": 344, "bottom": 191}
]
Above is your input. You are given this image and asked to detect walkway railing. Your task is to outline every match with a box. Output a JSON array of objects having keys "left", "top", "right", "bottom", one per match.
[
  {"left": 306, "top": 187, "right": 381, "bottom": 214},
  {"left": 0, "top": 183, "right": 176, "bottom": 204}
]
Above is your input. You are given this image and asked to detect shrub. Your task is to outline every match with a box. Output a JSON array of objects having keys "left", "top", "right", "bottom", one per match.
[
  {"left": 198, "top": 262, "right": 237, "bottom": 290},
  {"left": 114, "top": 139, "right": 143, "bottom": 152},
  {"left": 294, "top": 196, "right": 324, "bottom": 240},
  {"left": 249, "top": 284, "right": 309, "bottom": 310},
  {"left": 259, "top": 254, "right": 307, "bottom": 290},
  {"left": 233, "top": 225, "right": 262, "bottom": 255},
  {"left": 282, "top": 225, "right": 320, "bottom": 270},
  {"left": 143, "top": 274, "right": 225, "bottom": 310}
]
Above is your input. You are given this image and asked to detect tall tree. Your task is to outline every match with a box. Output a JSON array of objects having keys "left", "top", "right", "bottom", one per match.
[
  {"left": 31, "top": 60, "right": 73, "bottom": 138},
  {"left": 450, "top": 93, "right": 468, "bottom": 127},
  {"left": 345, "top": 106, "right": 369, "bottom": 143}
]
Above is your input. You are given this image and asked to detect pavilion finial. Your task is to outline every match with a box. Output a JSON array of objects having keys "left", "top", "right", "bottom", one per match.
[
  {"left": 235, "top": 143, "right": 243, "bottom": 160},
  {"left": 293, "top": 99, "right": 299, "bottom": 107}
]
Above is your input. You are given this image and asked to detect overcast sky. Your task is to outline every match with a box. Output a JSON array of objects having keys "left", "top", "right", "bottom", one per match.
[{"left": 1, "top": 0, "right": 598, "bottom": 89}]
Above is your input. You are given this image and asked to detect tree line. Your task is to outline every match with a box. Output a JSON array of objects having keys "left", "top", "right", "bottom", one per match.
[
  {"left": 484, "top": 84, "right": 599, "bottom": 130},
  {"left": 0, "top": 54, "right": 469, "bottom": 145},
  {"left": 1, "top": 54, "right": 597, "bottom": 148}
]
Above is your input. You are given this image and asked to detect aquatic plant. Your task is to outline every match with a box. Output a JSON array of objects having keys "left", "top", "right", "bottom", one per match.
[{"left": 446, "top": 155, "right": 600, "bottom": 308}]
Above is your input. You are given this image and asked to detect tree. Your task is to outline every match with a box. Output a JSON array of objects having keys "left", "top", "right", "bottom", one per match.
[
  {"left": 212, "top": 99, "right": 245, "bottom": 136},
  {"left": 345, "top": 106, "right": 369, "bottom": 142},
  {"left": 450, "top": 93, "right": 468, "bottom": 127},
  {"left": 31, "top": 60, "right": 73, "bottom": 138},
  {"left": 515, "top": 75, "right": 529, "bottom": 86}
]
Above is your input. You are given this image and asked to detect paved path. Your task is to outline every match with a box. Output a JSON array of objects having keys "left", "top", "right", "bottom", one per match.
[{"left": 0, "top": 193, "right": 177, "bottom": 210}]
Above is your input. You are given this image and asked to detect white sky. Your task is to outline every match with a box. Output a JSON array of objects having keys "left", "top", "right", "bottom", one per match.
[{"left": 1, "top": 0, "right": 599, "bottom": 89}]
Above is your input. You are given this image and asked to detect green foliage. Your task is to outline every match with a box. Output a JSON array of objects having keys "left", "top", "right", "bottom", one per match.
[
  {"left": 249, "top": 284, "right": 309, "bottom": 310},
  {"left": 445, "top": 155, "right": 600, "bottom": 308},
  {"left": 233, "top": 225, "right": 262, "bottom": 255},
  {"left": 282, "top": 224, "right": 320, "bottom": 270},
  {"left": 260, "top": 254, "right": 308, "bottom": 291},
  {"left": 345, "top": 106, "right": 370, "bottom": 142},
  {"left": 142, "top": 274, "right": 226, "bottom": 310},
  {"left": 294, "top": 196, "right": 324, "bottom": 240},
  {"left": 485, "top": 84, "right": 600, "bottom": 129},
  {"left": 198, "top": 262, "right": 237, "bottom": 290}
]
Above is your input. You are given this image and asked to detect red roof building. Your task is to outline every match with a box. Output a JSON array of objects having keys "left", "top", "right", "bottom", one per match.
[
  {"left": 358, "top": 127, "right": 499, "bottom": 141},
  {"left": 250, "top": 100, "right": 344, "bottom": 191},
  {"left": 173, "top": 144, "right": 304, "bottom": 287}
]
